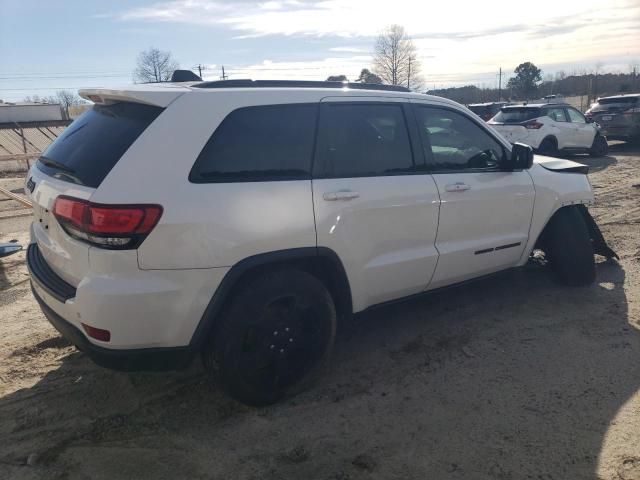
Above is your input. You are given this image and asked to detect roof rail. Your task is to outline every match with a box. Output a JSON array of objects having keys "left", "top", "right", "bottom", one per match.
[{"left": 192, "top": 79, "right": 411, "bottom": 92}]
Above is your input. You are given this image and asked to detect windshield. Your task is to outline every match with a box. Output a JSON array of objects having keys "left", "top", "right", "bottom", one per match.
[{"left": 492, "top": 107, "right": 541, "bottom": 123}]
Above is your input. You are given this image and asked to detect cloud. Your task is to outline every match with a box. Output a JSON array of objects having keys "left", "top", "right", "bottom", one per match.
[
  {"left": 112, "top": 0, "right": 640, "bottom": 86},
  {"left": 207, "top": 55, "right": 372, "bottom": 82}
]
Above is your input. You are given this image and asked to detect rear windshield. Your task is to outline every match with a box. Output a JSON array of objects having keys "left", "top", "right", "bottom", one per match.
[
  {"left": 590, "top": 97, "right": 638, "bottom": 112},
  {"left": 37, "top": 102, "right": 163, "bottom": 188},
  {"left": 468, "top": 105, "right": 490, "bottom": 116},
  {"left": 492, "top": 107, "right": 541, "bottom": 123}
]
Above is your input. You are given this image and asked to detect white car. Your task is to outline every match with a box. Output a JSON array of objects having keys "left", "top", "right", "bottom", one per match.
[
  {"left": 25, "top": 77, "right": 617, "bottom": 405},
  {"left": 488, "top": 103, "right": 608, "bottom": 157}
]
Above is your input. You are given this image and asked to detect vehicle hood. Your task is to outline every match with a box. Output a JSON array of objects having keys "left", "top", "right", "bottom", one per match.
[{"left": 534, "top": 155, "right": 589, "bottom": 174}]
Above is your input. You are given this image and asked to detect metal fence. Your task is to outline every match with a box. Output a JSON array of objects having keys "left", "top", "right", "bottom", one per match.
[{"left": 0, "top": 120, "right": 71, "bottom": 172}]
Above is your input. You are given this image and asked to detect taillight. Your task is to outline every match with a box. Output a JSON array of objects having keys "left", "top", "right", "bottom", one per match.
[
  {"left": 52, "top": 196, "right": 162, "bottom": 249},
  {"left": 523, "top": 120, "right": 544, "bottom": 129}
]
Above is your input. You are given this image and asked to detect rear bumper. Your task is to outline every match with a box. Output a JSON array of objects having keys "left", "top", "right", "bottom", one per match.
[{"left": 31, "top": 285, "right": 193, "bottom": 371}]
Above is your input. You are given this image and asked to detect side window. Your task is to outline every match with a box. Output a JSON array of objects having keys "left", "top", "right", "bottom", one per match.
[
  {"left": 414, "top": 106, "right": 505, "bottom": 172},
  {"left": 314, "top": 103, "right": 414, "bottom": 178},
  {"left": 189, "top": 104, "right": 317, "bottom": 183},
  {"left": 566, "top": 108, "right": 586, "bottom": 123},
  {"left": 545, "top": 107, "right": 568, "bottom": 122}
]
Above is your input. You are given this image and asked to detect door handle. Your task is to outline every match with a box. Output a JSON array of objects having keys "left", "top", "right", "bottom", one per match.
[
  {"left": 323, "top": 190, "right": 360, "bottom": 201},
  {"left": 444, "top": 182, "right": 471, "bottom": 192}
]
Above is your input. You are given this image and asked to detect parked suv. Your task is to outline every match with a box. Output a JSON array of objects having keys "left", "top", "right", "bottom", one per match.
[
  {"left": 467, "top": 102, "right": 508, "bottom": 121},
  {"left": 26, "top": 79, "right": 616, "bottom": 405},
  {"left": 489, "top": 103, "right": 608, "bottom": 156},
  {"left": 585, "top": 94, "right": 640, "bottom": 142}
]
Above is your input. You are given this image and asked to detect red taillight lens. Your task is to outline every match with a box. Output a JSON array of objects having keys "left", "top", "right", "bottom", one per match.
[
  {"left": 52, "top": 196, "right": 162, "bottom": 249},
  {"left": 523, "top": 120, "right": 544, "bottom": 129},
  {"left": 81, "top": 323, "right": 111, "bottom": 342}
]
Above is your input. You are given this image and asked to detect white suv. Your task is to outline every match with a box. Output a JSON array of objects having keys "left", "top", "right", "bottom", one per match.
[
  {"left": 25, "top": 79, "right": 617, "bottom": 405},
  {"left": 488, "top": 103, "right": 608, "bottom": 157}
]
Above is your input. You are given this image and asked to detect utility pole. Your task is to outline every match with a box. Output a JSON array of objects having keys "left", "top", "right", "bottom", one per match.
[
  {"left": 498, "top": 67, "right": 502, "bottom": 101},
  {"left": 193, "top": 64, "right": 206, "bottom": 79},
  {"left": 220, "top": 65, "right": 228, "bottom": 80}
]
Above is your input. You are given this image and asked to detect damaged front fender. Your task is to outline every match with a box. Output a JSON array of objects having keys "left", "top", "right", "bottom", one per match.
[{"left": 576, "top": 205, "right": 619, "bottom": 260}]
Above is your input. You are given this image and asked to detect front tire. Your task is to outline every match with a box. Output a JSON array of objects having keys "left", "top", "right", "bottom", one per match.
[
  {"left": 542, "top": 207, "right": 596, "bottom": 286},
  {"left": 589, "top": 135, "right": 608, "bottom": 157},
  {"left": 206, "top": 269, "right": 336, "bottom": 406}
]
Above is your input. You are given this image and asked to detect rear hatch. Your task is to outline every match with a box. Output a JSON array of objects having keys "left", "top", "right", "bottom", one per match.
[
  {"left": 587, "top": 96, "right": 640, "bottom": 128},
  {"left": 27, "top": 100, "right": 165, "bottom": 287},
  {"left": 488, "top": 107, "right": 542, "bottom": 143}
]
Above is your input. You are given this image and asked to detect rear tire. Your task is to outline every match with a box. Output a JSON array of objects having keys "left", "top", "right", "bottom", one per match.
[
  {"left": 205, "top": 269, "right": 336, "bottom": 406},
  {"left": 538, "top": 137, "right": 558, "bottom": 156},
  {"left": 589, "top": 135, "right": 608, "bottom": 157},
  {"left": 542, "top": 207, "right": 596, "bottom": 286}
]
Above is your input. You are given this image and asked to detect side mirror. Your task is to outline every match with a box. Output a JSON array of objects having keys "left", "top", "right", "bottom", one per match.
[
  {"left": 510, "top": 142, "right": 534, "bottom": 170},
  {"left": 0, "top": 242, "right": 22, "bottom": 258}
]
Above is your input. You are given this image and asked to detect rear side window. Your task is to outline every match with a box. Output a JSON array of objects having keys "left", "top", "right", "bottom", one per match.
[
  {"left": 189, "top": 104, "right": 317, "bottom": 183},
  {"left": 37, "top": 102, "right": 162, "bottom": 188},
  {"left": 544, "top": 107, "right": 567, "bottom": 122},
  {"left": 314, "top": 103, "right": 414, "bottom": 178},
  {"left": 492, "top": 108, "right": 541, "bottom": 123}
]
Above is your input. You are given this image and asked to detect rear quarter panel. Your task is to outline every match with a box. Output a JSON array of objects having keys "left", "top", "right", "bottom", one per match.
[{"left": 90, "top": 89, "right": 320, "bottom": 269}]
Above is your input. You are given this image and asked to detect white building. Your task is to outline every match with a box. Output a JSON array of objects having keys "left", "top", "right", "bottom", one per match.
[{"left": 0, "top": 101, "right": 63, "bottom": 123}]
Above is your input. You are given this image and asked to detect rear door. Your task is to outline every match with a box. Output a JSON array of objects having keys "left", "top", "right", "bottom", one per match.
[
  {"left": 26, "top": 102, "right": 163, "bottom": 286},
  {"left": 312, "top": 98, "right": 440, "bottom": 311},
  {"left": 411, "top": 102, "right": 535, "bottom": 290}
]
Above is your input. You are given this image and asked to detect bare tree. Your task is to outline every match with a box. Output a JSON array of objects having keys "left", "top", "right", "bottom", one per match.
[
  {"left": 372, "top": 25, "right": 423, "bottom": 90},
  {"left": 134, "top": 47, "right": 179, "bottom": 83},
  {"left": 56, "top": 90, "right": 83, "bottom": 119},
  {"left": 355, "top": 69, "right": 382, "bottom": 84}
]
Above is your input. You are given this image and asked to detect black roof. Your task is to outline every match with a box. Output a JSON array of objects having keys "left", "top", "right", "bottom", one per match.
[{"left": 191, "top": 79, "right": 410, "bottom": 93}]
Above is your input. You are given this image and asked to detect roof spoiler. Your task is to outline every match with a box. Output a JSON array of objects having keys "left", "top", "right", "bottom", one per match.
[{"left": 78, "top": 86, "right": 189, "bottom": 108}]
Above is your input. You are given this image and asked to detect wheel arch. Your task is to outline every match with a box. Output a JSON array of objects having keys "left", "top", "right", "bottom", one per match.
[
  {"left": 538, "top": 135, "right": 558, "bottom": 151},
  {"left": 189, "top": 247, "right": 353, "bottom": 349}
]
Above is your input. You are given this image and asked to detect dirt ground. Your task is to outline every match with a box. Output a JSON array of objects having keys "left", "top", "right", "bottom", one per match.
[{"left": 1, "top": 144, "right": 639, "bottom": 480}]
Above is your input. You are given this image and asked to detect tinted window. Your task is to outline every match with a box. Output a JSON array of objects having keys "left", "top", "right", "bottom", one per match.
[
  {"left": 415, "top": 106, "right": 505, "bottom": 171},
  {"left": 566, "top": 108, "right": 586, "bottom": 123},
  {"left": 37, "top": 103, "right": 162, "bottom": 188},
  {"left": 314, "top": 103, "right": 414, "bottom": 178},
  {"left": 544, "top": 107, "right": 567, "bottom": 122},
  {"left": 492, "top": 107, "right": 541, "bottom": 123},
  {"left": 190, "top": 104, "right": 317, "bottom": 183}
]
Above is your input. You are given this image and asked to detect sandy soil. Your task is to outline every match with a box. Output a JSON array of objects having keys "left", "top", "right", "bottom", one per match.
[{"left": 1, "top": 144, "right": 639, "bottom": 480}]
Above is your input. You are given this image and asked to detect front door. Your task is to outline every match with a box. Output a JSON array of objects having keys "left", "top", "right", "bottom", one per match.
[
  {"left": 566, "top": 107, "right": 597, "bottom": 148},
  {"left": 312, "top": 98, "right": 440, "bottom": 311},
  {"left": 411, "top": 102, "right": 536, "bottom": 290}
]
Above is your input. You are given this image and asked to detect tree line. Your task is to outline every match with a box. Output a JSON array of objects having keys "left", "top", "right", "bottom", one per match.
[{"left": 429, "top": 68, "right": 639, "bottom": 105}]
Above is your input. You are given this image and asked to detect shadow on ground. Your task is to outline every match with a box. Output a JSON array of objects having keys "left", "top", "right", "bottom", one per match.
[{"left": 0, "top": 260, "right": 636, "bottom": 480}]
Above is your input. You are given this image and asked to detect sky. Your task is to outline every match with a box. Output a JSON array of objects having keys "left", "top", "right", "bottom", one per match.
[{"left": 0, "top": 0, "right": 639, "bottom": 101}]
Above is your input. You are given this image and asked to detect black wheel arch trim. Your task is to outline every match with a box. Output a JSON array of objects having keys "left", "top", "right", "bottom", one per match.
[{"left": 189, "top": 246, "right": 352, "bottom": 348}]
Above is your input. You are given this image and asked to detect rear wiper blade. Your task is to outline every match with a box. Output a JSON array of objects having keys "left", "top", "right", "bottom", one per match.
[{"left": 38, "top": 156, "right": 76, "bottom": 173}]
